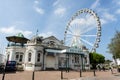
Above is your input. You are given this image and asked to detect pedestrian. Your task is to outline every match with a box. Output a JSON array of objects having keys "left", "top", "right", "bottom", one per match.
[
  {"left": 102, "top": 66, "right": 105, "bottom": 71},
  {"left": 109, "top": 66, "right": 113, "bottom": 74}
]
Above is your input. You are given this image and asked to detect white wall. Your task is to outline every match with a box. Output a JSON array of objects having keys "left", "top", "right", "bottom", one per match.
[
  {"left": 112, "top": 58, "right": 120, "bottom": 66},
  {"left": 116, "top": 59, "right": 120, "bottom": 65}
]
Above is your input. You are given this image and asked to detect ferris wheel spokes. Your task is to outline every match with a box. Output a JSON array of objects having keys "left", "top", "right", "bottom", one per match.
[
  {"left": 79, "top": 38, "right": 94, "bottom": 47},
  {"left": 66, "top": 33, "right": 97, "bottom": 38},
  {"left": 80, "top": 34, "right": 97, "bottom": 37},
  {"left": 80, "top": 25, "right": 96, "bottom": 35},
  {"left": 66, "top": 27, "right": 73, "bottom": 34}
]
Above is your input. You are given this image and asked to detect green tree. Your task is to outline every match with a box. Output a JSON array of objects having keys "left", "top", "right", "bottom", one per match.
[
  {"left": 89, "top": 52, "right": 105, "bottom": 69},
  {"left": 108, "top": 31, "right": 120, "bottom": 58}
]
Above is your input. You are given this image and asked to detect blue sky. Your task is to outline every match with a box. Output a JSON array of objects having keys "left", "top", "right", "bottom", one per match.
[{"left": 0, "top": 0, "right": 120, "bottom": 60}]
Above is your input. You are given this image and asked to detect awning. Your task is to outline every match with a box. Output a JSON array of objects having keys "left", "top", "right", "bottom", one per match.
[{"left": 6, "top": 36, "right": 29, "bottom": 43}]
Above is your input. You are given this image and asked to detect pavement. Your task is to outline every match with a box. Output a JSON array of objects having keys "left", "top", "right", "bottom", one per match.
[
  {"left": 68, "top": 74, "right": 120, "bottom": 80},
  {"left": 0, "top": 69, "right": 120, "bottom": 80},
  {"left": 68, "top": 70, "right": 120, "bottom": 80}
]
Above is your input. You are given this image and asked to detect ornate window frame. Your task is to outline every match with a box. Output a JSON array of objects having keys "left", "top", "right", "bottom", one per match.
[
  {"left": 28, "top": 52, "right": 32, "bottom": 62},
  {"left": 37, "top": 51, "right": 42, "bottom": 62}
]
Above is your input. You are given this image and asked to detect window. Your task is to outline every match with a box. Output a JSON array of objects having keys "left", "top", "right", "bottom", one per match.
[
  {"left": 28, "top": 53, "right": 32, "bottom": 62},
  {"left": 75, "top": 55, "right": 79, "bottom": 63},
  {"left": 37, "top": 53, "right": 40, "bottom": 62},
  {"left": 15, "top": 52, "right": 23, "bottom": 62},
  {"left": 19, "top": 55, "right": 23, "bottom": 62},
  {"left": 16, "top": 54, "right": 19, "bottom": 60},
  {"left": 84, "top": 56, "right": 87, "bottom": 63}
]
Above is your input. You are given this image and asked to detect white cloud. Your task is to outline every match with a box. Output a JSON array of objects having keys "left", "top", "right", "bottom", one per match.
[
  {"left": 53, "top": 0, "right": 60, "bottom": 6},
  {"left": 33, "top": 0, "right": 44, "bottom": 15},
  {"left": 53, "top": 0, "right": 67, "bottom": 17},
  {"left": 113, "top": 0, "right": 120, "bottom": 6},
  {"left": 100, "top": 12, "right": 116, "bottom": 25},
  {"left": 34, "top": 0, "right": 39, "bottom": 4},
  {"left": 71, "top": 16, "right": 96, "bottom": 26},
  {"left": 100, "top": 19, "right": 107, "bottom": 25},
  {"left": 34, "top": 7, "right": 44, "bottom": 14},
  {"left": 115, "top": 9, "right": 120, "bottom": 14},
  {"left": 54, "top": 7, "right": 66, "bottom": 17},
  {"left": 38, "top": 32, "right": 55, "bottom": 38},
  {"left": 90, "top": 0, "right": 100, "bottom": 9},
  {"left": 103, "top": 12, "right": 116, "bottom": 21},
  {"left": 118, "top": 1, "right": 120, "bottom": 5},
  {"left": 0, "top": 26, "right": 32, "bottom": 38},
  {"left": 90, "top": 0, "right": 117, "bottom": 25}
]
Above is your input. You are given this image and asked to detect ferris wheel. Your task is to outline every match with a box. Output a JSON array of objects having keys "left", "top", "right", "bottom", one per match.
[{"left": 64, "top": 8, "right": 101, "bottom": 52}]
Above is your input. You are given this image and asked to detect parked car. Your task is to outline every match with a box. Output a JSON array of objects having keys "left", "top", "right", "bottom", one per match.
[{"left": 5, "top": 61, "right": 16, "bottom": 72}]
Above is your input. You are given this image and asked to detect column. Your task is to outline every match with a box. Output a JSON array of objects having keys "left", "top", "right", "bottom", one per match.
[
  {"left": 69, "top": 54, "right": 72, "bottom": 69},
  {"left": 87, "top": 54, "right": 90, "bottom": 70},
  {"left": 32, "top": 49, "right": 37, "bottom": 71},
  {"left": 79, "top": 54, "right": 81, "bottom": 69}
]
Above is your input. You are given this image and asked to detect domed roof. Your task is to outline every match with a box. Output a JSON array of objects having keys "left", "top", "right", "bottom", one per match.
[{"left": 16, "top": 33, "right": 24, "bottom": 38}]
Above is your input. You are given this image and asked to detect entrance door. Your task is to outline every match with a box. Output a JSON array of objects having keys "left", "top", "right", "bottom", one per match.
[{"left": 46, "top": 56, "right": 55, "bottom": 69}]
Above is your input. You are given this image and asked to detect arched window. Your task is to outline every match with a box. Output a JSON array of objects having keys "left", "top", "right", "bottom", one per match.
[
  {"left": 19, "top": 55, "right": 23, "bottom": 62},
  {"left": 37, "top": 53, "right": 40, "bottom": 62},
  {"left": 15, "top": 52, "right": 23, "bottom": 62},
  {"left": 37, "top": 51, "right": 42, "bottom": 62},
  {"left": 15, "top": 54, "right": 19, "bottom": 60},
  {"left": 28, "top": 53, "right": 32, "bottom": 62}
]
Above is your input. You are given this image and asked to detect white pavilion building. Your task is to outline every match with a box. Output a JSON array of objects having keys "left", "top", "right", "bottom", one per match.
[{"left": 5, "top": 33, "right": 90, "bottom": 71}]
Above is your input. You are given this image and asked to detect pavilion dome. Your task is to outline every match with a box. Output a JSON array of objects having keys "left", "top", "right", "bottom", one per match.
[{"left": 16, "top": 33, "right": 24, "bottom": 38}]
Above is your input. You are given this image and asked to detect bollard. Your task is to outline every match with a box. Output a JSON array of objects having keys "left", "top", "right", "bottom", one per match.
[
  {"left": 2, "top": 72, "right": 5, "bottom": 80},
  {"left": 80, "top": 69, "right": 82, "bottom": 77},
  {"left": 68, "top": 68, "right": 69, "bottom": 72},
  {"left": 32, "top": 71, "right": 35, "bottom": 80},
  {"left": 93, "top": 70, "right": 96, "bottom": 76},
  {"left": 61, "top": 70, "right": 63, "bottom": 79}
]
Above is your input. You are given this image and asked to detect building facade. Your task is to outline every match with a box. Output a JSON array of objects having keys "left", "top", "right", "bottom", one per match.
[
  {"left": 0, "top": 54, "right": 5, "bottom": 65},
  {"left": 5, "top": 34, "right": 90, "bottom": 71}
]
